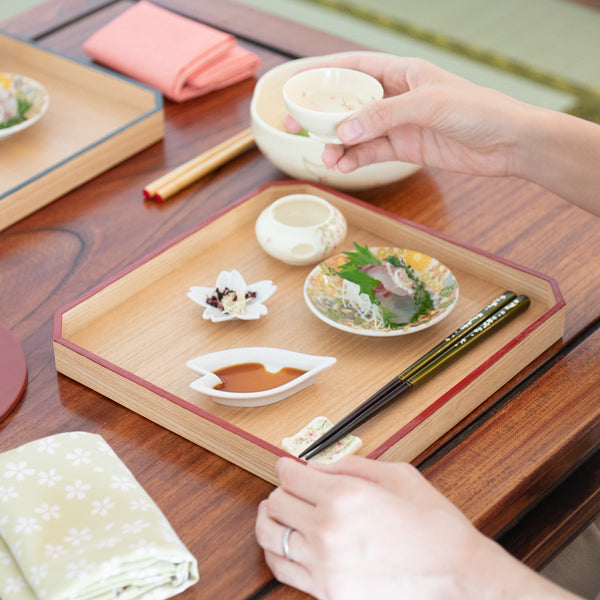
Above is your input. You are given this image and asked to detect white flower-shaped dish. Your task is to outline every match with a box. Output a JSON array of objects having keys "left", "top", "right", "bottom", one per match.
[
  {"left": 188, "top": 269, "right": 276, "bottom": 322},
  {"left": 187, "top": 347, "right": 337, "bottom": 407}
]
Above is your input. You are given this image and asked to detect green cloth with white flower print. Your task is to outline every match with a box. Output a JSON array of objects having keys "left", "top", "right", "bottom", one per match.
[{"left": 0, "top": 432, "right": 198, "bottom": 600}]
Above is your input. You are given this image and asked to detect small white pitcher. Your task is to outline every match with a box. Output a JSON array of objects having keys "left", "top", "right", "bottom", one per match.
[{"left": 255, "top": 193, "right": 347, "bottom": 265}]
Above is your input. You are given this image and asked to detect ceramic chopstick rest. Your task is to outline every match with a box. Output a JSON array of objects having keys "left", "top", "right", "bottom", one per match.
[{"left": 282, "top": 416, "right": 362, "bottom": 463}]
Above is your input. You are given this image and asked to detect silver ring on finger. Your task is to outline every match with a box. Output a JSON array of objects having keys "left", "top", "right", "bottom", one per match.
[{"left": 282, "top": 527, "right": 294, "bottom": 560}]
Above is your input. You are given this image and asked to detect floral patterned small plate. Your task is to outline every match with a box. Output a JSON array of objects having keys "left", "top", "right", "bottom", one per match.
[
  {"left": 303, "top": 247, "right": 459, "bottom": 337},
  {"left": 0, "top": 73, "right": 50, "bottom": 139}
]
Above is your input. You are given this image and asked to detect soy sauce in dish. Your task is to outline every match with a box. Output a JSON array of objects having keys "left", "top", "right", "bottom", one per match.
[{"left": 213, "top": 362, "right": 306, "bottom": 393}]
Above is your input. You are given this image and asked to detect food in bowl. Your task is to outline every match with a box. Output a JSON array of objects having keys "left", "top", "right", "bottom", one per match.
[{"left": 250, "top": 51, "right": 420, "bottom": 191}]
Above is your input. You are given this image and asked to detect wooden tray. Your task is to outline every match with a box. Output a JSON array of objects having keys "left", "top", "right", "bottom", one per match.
[
  {"left": 53, "top": 181, "right": 565, "bottom": 484},
  {"left": 0, "top": 32, "right": 164, "bottom": 231}
]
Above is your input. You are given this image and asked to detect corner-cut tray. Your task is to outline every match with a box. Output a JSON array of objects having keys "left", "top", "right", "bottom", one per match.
[
  {"left": 0, "top": 32, "right": 164, "bottom": 231},
  {"left": 53, "top": 181, "right": 565, "bottom": 484}
]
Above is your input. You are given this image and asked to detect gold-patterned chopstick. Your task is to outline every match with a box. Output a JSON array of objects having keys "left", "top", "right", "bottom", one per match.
[{"left": 299, "top": 292, "right": 530, "bottom": 460}]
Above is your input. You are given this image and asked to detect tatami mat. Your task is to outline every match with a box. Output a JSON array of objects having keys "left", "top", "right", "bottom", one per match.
[
  {"left": 234, "top": 0, "right": 600, "bottom": 121},
  {"left": 0, "top": 0, "right": 43, "bottom": 20}
]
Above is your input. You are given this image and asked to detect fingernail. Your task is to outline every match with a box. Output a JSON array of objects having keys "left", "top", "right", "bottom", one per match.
[
  {"left": 283, "top": 113, "right": 303, "bottom": 134},
  {"left": 338, "top": 118, "right": 364, "bottom": 142},
  {"left": 321, "top": 148, "right": 338, "bottom": 169}
]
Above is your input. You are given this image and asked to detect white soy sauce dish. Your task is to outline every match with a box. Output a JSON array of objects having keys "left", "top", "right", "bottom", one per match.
[
  {"left": 255, "top": 193, "right": 347, "bottom": 266},
  {"left": 186, "top": 347, "right": 337, "bottom": 407},
  {"left": 282, "top": 67, "right": 383, "bottom": 143}
]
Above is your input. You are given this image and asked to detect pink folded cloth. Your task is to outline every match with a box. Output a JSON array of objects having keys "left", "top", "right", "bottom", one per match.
[{"left": 83, "top": 0, "right": 260, "bottom": 101}]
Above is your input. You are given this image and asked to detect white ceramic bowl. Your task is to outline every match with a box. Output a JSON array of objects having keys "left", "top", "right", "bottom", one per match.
[
  {"left": 282, "top": 67, "right": 383, "bottom": 144},
  {"left": 250, "top": 51, "right": 421, "bottom": 191},
  {"left": 255, "top": 193, "right": 347, "bottom": 265},
  {"left": 186, "top": 347, "right": 336, "bottom": 407}
]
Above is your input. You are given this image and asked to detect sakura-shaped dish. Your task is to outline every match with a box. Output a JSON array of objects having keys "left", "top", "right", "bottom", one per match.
[{"left": 188, "top": 269, "right": 276, "bottom": 322}]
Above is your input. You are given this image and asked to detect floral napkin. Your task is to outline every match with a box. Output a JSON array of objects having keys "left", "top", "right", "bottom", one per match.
[
  {"left": 0, "top": 432, "right": 198, "bottom": 600},
  {"left": 83, "top": 0, "right": 260, "bottom": 101}
]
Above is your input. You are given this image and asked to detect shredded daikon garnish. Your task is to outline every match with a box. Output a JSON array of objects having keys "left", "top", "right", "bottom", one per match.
[
  {"left": 340, "top": 280, "right": 386, "bottom": 329},
  {"left": 221, "top": 292, "right": 251, "bottom": 314},
  {"left": 205, "top": 287, "right": 256, "bottom": 315}
]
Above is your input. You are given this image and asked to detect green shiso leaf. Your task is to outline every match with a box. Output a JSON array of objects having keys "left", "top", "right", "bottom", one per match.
[
  {"left": 342, "top": 242, "right": 381, "bottom": 266},
  {"left": 325, "top": 242, "right": 382, "bottom": 303}
]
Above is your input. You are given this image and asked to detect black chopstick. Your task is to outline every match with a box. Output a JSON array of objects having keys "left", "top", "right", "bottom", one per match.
[
  {"left": 298, "top": 292, "right": 530, "bottom": 460},
  {"left": 298, "top": 290, "right": 517, "bottom": 459}
]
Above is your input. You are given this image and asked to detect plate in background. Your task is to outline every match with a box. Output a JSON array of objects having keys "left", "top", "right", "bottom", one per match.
[{"left": 0, "top": 72, "right": 49, "bottom": 139}]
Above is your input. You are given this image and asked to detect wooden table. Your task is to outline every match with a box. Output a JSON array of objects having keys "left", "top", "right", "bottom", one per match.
[{"left": 2, "top": 1, "right": 599, "bottom": 597}]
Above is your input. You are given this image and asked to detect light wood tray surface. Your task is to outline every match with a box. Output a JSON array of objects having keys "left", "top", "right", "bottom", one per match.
[
  {"left": 0, "top": 33, "right": 164, "bottom": 230},
  {"left": 54, "top": 182, "right": 565, "bottom": 484}
]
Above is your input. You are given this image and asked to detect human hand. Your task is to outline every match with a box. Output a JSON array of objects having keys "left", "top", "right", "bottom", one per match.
[
  {"left": 313, "top": 54, "right": 531, "bottom": 179},
  {"left": 255, "top": 456, "right": 578, "bottom": 600},
  {"left": 283, "top": 54, "right": 600, "bottom": 214}
]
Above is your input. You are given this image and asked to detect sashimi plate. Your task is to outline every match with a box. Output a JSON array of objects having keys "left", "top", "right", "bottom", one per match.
[
  {"left": 0, "top": 72, "right": 49, "bottom": 139},
  {"left": 303, "top": 247, "right": 459, "bottom": 337}
]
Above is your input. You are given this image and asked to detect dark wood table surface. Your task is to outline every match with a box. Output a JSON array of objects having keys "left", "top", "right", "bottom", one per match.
[{"left": 1, "top": 1, "right": 599, "bottom": 598}]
